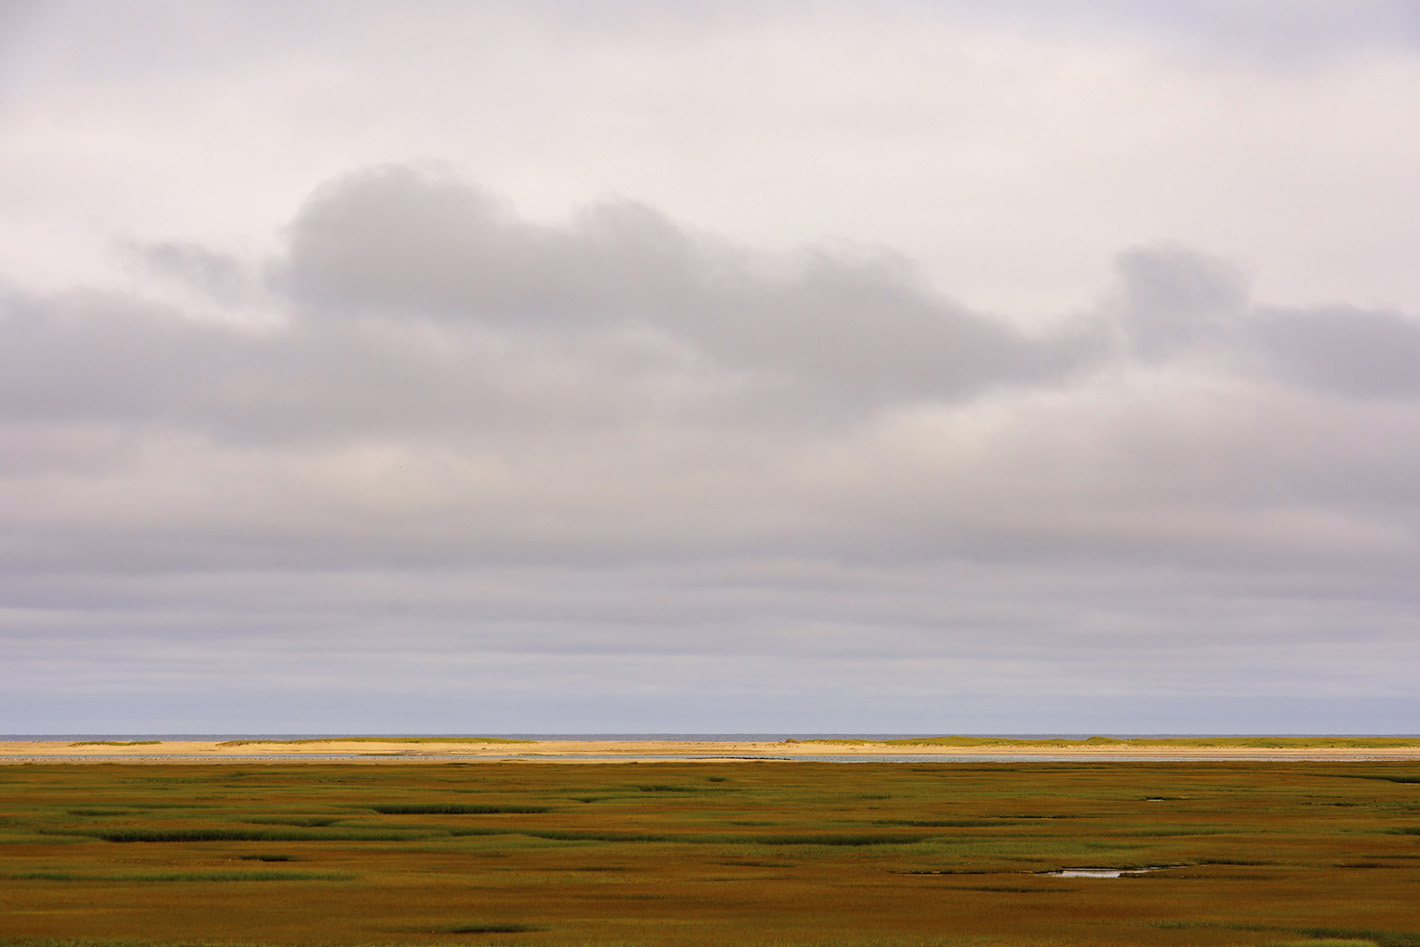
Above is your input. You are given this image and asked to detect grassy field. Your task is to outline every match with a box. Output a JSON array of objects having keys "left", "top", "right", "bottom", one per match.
[
  {"left": 1, "top": 761, "right": 1418, "bottom": 946},
  {"left": 210, "top": 738, "right": 536, "bottom": 748},
  {"left": 799, "top": 737, "right": 1420, "bottom": 749}
]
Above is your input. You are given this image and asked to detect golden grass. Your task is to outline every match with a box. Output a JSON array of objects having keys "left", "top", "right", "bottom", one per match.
[
  {"left": 213, "top": 736, "right": 534, "bottom": 747},
  {"left": 66, "top": 742, "right": 162, "bottom": 748},
  {"left": 1, "top": 761, "right": 1418, "bottom": 946},
  {"left": 801, "top": 735, "right": 1420, "bottom": 749}
]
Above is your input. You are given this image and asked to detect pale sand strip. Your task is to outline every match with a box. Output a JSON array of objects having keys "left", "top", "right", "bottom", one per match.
[{"left": 3, "top": 739, "right": 1420, "bottom": 763}]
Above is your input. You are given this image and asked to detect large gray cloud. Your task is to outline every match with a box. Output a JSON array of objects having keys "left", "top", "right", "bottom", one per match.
[
  {"left": 3, "top": 168, "right": 1418, "bottom": 576},
  {"left": 281, "top": 165, "right": 1104, "bottom": 406},
  {"left": 1, "top": 164, "right": 1116, "bottom": 454},
  {"left": 3, "top": 166, "right": 1419, "bottom": 733}
]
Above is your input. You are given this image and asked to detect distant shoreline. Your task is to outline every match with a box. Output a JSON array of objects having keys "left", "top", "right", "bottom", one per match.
[{"left": 5, "top": 736, "right": 1420, "bottom": 764}]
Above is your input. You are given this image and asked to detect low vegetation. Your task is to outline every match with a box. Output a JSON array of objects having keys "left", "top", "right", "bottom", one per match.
[
  {"left": 67, "top": 741, "right": 162, "bottom": 747},
  {"left": 213, "top": 736, "right": 534, "bottom": 747},
  {"left": 803, "top": 735, "right": 1420, "bottom": 749},
  {"left": 1, "top": 760, "right": 1418, "bottom": 945}
]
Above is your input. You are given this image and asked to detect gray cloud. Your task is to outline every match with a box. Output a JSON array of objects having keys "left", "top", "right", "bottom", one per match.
[
  {"left": 966, "top": 0, "right": 1420, "bottom": 63},
  {"left": 284, "top": 165, "right": 700, "bottom": 325},
  {"left": 1107, "top": 244, "right": 1420, "bottom": 402},
  {"left": 4, "top": 164, "right": 1112, "bottom": 454},
  {"left": 1247, "top": 305, "right": 1420, "bottom": 398},
  {"left": 281, "top": 165, "right": 1104, "bottom": 406},
  {"left": 133, "top": 240, "right": 257, "bottom": 308},
  {"left": 1110, "top": 244, "right": 1249, "bottom": 359},
  {"left": 4, "top": 170, "right": 1418, "bottom": 575},
  {"left": 4, "top": 3, "right": 1420, "bottom": 735},
  {"left": 4, "top": 165, "right": 1420, "bottom": 732}
]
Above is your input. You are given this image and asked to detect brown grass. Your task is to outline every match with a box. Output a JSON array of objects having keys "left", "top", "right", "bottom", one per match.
[
  {"left": 807, "top": 735, "right": 1420, "bottom": 749},
  {"left": 1, "top": 760, "right": 1418, "bottom": 946}
]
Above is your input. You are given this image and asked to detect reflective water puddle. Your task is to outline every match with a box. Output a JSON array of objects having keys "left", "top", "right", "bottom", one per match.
[{"left": 1041, "top": 867, "right": 1165, "bottom": 878}]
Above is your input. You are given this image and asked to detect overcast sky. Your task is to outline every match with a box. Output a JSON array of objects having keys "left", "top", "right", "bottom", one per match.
[{"left": 3, "top": 1, "right": 1419, "bottom": 735}]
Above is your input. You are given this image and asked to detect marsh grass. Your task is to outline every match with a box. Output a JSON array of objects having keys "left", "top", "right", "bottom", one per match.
[
  {"left": 440, "top": 923, "right": 545, "bottom": 934},
  {"left": 0, "top": 940, "right": 270, "bottom": 947},
  {"left": 871, "top": 818, "right": 1025, "bottom": 827},
  {"left": 66, "top": 742, "right": 161, "bottom": 748},
  {"left": 1297, "top": 931, "right": 1420, "bottom": 947},
  {"left": 80, "top": 827, "right": 431, "bottom": 842},
  {"left": 743, "top": 832, "right": 927, "bottom": 846},
  {"left": 214, "top": 737, "right": 533, "bottom": 747},
  {"left": 806, "top": 735, "right": 1420, "bottom": 749},
  {"left": 3, "top": 760, "right": 1420, "bottom": 946},
  {"left": 369, "top": 804, "right": 549, "bottom": 814},
  {"left": 633, "top": 784, "right": 700, "bottom": 792},
  {"left": 5, "top": 870, "right": 352, "bottom": 882}
]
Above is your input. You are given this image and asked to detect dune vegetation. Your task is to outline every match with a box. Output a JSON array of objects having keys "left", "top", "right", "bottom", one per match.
[
  {"left": 213, "top": 737, "right": 535, "bottom": 747},
  {"left": 1, "top": 760, "right": 1418, "bottom": 946},
  {"left": 800, "top": 736, "right": 1420, "bottom": 749},
  {"left": 66, "top": 741, "right": 163, "bottom": 748}
]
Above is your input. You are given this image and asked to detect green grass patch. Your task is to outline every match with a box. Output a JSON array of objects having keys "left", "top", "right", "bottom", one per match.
[
  {"left": 83, "top": 827, "right": 428, "bottom": 842},
  {"left": 634, "top": 784, "right": 700, "bottom": 792},
  {"left": 872, "top": 818, "right": 1023, "bottom": 827},
  {"left": 5, "top": 870, "right": 352, "bottom": 882},
  {"left": 66, "top": 742, "right": 162, "bottom": 748},
  {"left": 1290, "top": 933, "right": 1420, "bottom": 947},
  {"left": 749, "top": 832, "right": 928, "bottom": 846},
  {"left": 370, "top": 803, "right": 549, "bottom": 814},
  {"left": 512, "top": 830, "right": 676, "bottom": 843}
]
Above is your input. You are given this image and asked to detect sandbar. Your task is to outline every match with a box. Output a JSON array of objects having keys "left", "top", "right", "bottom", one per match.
[{"left": 4, "top": 738, "right": 1420, "bottom": 764}]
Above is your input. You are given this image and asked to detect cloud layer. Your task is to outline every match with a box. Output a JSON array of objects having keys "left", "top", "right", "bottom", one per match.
[
  {"left": 3, "top": 162, "right": 1419, "bottom": 732},
  {"left": 3, "top": 3, "right": 1418, "bottom": 733}
]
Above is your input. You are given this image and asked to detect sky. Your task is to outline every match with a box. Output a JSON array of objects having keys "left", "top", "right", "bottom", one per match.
[{"left": 2, "top": 1, "right": 1419, "bottom": 735}]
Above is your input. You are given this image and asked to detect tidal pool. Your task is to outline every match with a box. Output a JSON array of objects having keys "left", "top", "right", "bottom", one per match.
[{"left": 1041, "top": 867, "right": 1165, "bottom": 878}]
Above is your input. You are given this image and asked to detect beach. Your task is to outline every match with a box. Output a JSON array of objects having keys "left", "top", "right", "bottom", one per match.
[{"left": 5, "top": 737, "right": 1420, "bottom": 763}]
